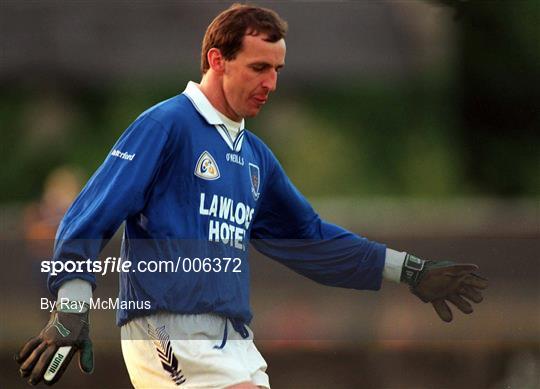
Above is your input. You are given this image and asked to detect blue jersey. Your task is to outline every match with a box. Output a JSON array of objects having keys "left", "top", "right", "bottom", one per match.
[{"left": 49, "top": 82, "right": 386, "bottom": 326}]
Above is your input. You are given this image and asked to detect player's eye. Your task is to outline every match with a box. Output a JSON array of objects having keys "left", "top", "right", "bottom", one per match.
[{"left": 251, "top": 64, "right": 268, "bottom": 72}]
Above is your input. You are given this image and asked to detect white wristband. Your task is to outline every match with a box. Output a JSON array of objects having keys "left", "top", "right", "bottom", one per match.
[
  {"left": 383, "top": 248, "right": 406, "bottom": 283},
  {"left": 57, "top": 279, "right": 93, "bottom": 304}
]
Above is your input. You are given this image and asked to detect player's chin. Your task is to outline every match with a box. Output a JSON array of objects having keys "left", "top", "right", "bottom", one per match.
[{"left": 244, "top": 106, "right": 263, "bottom": 118}]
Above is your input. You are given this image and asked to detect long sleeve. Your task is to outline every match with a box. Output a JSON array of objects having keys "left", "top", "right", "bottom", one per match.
[
  {"left": 250, "top": 156, "right": 386, "bottom": 291},
  {"left": 48, "top": 114, "right": 171, "bottom": 295}
]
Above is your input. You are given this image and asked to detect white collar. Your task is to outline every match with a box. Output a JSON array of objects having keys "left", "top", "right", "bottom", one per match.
[
  {"left": 183, "top": 81, "right": 245, "bottom": 130},
  {"left": 215, "top": 110, "right": 242, "bottom": 136}
]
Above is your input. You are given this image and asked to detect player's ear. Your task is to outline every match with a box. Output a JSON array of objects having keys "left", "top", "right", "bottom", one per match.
[{"left": 207, "top": 48, "right": 225, "bottom": 74}]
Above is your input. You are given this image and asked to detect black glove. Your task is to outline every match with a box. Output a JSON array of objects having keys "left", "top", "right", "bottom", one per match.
[
  {"left": 401, "top": 254, "right": 488, "bottom": 322},
  {"left": 15, "top": 303, "right": 93, "bottom": 385}
]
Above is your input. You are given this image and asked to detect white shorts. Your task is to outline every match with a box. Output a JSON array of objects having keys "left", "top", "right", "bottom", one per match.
[{"left": 120, "top": 312, "right": 269, "bottom": 388}]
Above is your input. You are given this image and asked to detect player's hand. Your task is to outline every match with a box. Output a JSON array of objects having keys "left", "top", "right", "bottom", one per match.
[
  {"left": 15, "top": 303, "right": 93, "bottom": 385},
  {"left": 401, "top": 254, "right": 488, "bottom": 322}
]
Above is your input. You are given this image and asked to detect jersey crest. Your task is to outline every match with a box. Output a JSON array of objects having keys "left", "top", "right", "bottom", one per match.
[
  {"left": 194, "top": 151, "right": 220, "bottom": 180},
  {"left": 249, "top": 163, "right": 260, "bottom": 200}
]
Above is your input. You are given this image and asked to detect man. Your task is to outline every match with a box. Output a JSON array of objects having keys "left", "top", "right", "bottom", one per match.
[{"left": 16, "top": 4, "right": 487, "bottom": 388}]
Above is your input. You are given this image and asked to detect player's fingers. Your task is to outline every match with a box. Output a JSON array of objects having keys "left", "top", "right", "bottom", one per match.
[
  {"left": 447, "top": 294, "right": 473, "bottom": 314},
  {"left": 19, "top": 341, "right": 47, "bottom": 378},
  {"left": 28, "top": 345, "right": 56, "bottom": 386},
  {"left": 15, "top": 337, "right": 41, "bottom": 364},
  {"left": 462, "top": 273, "right": 488, "bottom": 289},
  {"left": 459, "top": 285, "right": 483, "bottom": 303},
  {"left": 432, "top": 299, "right": 453, "bottom": 322}
]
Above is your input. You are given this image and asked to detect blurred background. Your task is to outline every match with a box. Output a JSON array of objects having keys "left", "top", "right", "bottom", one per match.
[{"left": 1, "top": 1, "right": 538, "bottom": 388}]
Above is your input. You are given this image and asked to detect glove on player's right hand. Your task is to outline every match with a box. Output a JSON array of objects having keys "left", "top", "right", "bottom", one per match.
[
  {"left": 401, "top": 254, "right": 488, "bottom": 322},
  {"left": 15, "top": 303, "right": 93, "bottom": 386}
]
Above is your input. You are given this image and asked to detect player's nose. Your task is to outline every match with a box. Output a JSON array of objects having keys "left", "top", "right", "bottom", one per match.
[{"left": 261, "top": 69, "right": 278, "bottom": 92}]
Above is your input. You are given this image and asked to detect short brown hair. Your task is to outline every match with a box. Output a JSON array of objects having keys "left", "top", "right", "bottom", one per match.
[{"left": 201, "top": 3, "right": 288, "bottom": 74}]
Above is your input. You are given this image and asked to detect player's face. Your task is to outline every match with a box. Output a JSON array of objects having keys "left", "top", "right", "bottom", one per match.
[{"left": 222, "top": 34, "right": 286, "bottom": 120}]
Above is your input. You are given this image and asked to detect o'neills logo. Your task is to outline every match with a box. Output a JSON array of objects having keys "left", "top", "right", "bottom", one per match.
[{"left": 111, "top": 149, "right": 136, "bottom": 161}]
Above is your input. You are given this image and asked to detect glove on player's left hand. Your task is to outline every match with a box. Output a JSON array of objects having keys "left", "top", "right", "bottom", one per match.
[
  {"left": 401, "top": 254, "right": 488, "bottom": 322},
  {"left": 15, "top": 303, "right": 93, "bottom": 386}
]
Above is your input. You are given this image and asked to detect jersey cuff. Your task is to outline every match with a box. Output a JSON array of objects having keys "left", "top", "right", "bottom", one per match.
[
  {"left": 58, "top": 278, "right": 93, "bottom": 303},
  {"left": 383, "top": 248, "right": 406, "bottom": 283}
]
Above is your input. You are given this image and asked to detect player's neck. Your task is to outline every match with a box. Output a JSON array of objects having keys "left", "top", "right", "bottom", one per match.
[{"left": 199, "top": 76, "right": 242, "bottom": 122}]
